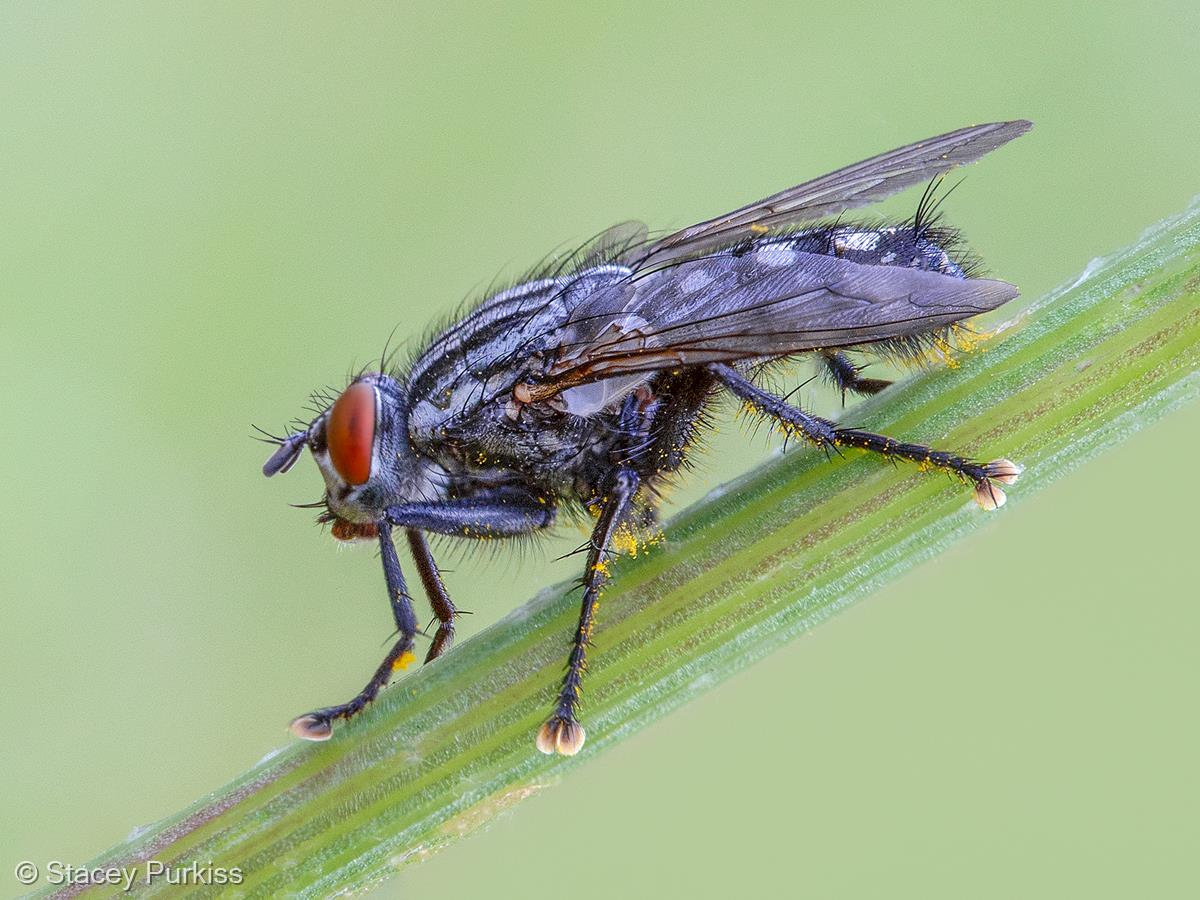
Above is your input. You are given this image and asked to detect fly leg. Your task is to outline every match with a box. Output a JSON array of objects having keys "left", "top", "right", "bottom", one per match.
[
  {"left": 821, "top": 350, "right": 892, "bottom": 401},
  {"left": 388, "top": 488, "right": 557, "bottom": 658},
  {"left": 290, "top": 520, "right": 418, "bottom": 740},
  {"left": 406, "top": 528, "right": 458, "bottom": 663},
  {"left": 537, "top": 467, "right": 640, "bottom": 757},
  {"left": 712, "top": 363, "right": 1020, "bottom": 508},
  {"left": 386, "top": 488, "right": 557, "bottom": 538},
  {"left": 291, "top": 491, "right": 558, "bottom": 741}
]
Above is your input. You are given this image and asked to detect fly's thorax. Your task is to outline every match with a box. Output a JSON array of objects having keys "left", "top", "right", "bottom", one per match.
[
  {"left": 406, "top": 375, "right": 628, "bottom": 500},
  {"left": 403, "top": 265, "right": 633, "bottom": 435},
  {"left": 407, "top": 363, "right": 524, "bottom": 439},
  {"left": 306, "top": 373, "right": 447, "bottom": 524}
]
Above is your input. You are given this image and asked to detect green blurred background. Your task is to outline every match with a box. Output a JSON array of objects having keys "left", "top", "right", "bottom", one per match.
[{"left": 3, "top": 2, "right": 1198, "bottom": 897}]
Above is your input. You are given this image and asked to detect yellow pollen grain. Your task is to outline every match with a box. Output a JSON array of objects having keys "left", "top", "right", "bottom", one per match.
[
  {"left": 951, "top": 324, "right": 993, "bottom": 353},
  {"left": 612, "top": 528, "right": 639, "bottom": 557},
  {"left": 392, "top": 650, "right": 417, "bottom": 671}
]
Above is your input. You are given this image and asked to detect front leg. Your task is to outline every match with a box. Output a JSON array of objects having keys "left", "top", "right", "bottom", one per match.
[
  {"left": 395, "top": 489, "right": 556, "bottom": 661},
  {"left": 387, "top": 487, "right": 556, "bottom": 537},
  {"left": 291, "top": 491, "right": 558, "bottom": 741},
  {"left": 290, "top": 520, "right": 417, "bottom": 740},
  {"left": 538, "top": 468, "right": 640, "bottom": 757},
  {"left": 406, "top": 528, "right": 458, "bottom": 663}
]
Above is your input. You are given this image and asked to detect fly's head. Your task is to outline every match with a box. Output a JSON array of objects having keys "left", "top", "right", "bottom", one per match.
[{"left": 261, "top": 373, "right": 437, "bottom": 539}]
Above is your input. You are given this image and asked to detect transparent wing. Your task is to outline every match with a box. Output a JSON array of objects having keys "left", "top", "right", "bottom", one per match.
[
  {"left": 526, "top": 249, "right": 1018, "bottom": 396},
  {"left": 631, "top": 120, "right": 1031, "bottom": 273}
]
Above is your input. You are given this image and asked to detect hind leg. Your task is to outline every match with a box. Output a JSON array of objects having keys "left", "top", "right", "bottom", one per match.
[
  {"left": 712, "top": 363, "right": 1020, "bottom": 508},
  {"left": 821, "top": 350, "right": 892, "bottom": 401}
]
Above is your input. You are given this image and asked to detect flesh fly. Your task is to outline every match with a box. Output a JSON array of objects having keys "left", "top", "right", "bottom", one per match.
[{"left": 261, "top": 120, "right": 1031, "bottom": 755}]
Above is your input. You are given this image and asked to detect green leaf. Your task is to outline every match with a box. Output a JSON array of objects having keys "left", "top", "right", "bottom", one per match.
[{"left": 49, "top": 202, "right": 1200, "bottom": 898}]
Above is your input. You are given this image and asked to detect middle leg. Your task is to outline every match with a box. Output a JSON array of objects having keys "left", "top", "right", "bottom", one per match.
[
  {"left": 289, "top": 519, "right": 418, "bottom": 740},
  {"left": 537, "top": 467, "right": 640, "bottom": 757}
]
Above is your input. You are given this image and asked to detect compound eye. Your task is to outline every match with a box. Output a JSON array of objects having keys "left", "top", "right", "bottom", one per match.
[{"left": 326, "top": 382, "right": 376, "bottom": 485}]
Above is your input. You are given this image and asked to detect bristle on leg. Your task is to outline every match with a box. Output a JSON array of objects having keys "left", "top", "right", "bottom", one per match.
[{"left": 536, "top": 715, "right": 586, "bottom": 756}]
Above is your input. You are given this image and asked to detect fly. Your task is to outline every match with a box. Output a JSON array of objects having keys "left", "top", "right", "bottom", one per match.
[{"left": 260, "top": 120, "right": 1031, "bottom": 755}]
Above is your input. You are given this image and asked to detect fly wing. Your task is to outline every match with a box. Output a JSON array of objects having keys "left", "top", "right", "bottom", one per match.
[
  {"left": 532, "top": 249, "right": 1018, "bottom": 393},
  {"left": 632, "top": 120, "right": 1031, "bottom": 273}
]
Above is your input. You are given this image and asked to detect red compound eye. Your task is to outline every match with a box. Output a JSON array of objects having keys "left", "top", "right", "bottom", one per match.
[{"left": 326, "top": 382, "right": 376, "bottom": 485}]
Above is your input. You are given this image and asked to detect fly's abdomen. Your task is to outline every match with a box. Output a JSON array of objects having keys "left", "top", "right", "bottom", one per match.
[{"left": 777, "top": 223, "right": 970, "bottom": 278}]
